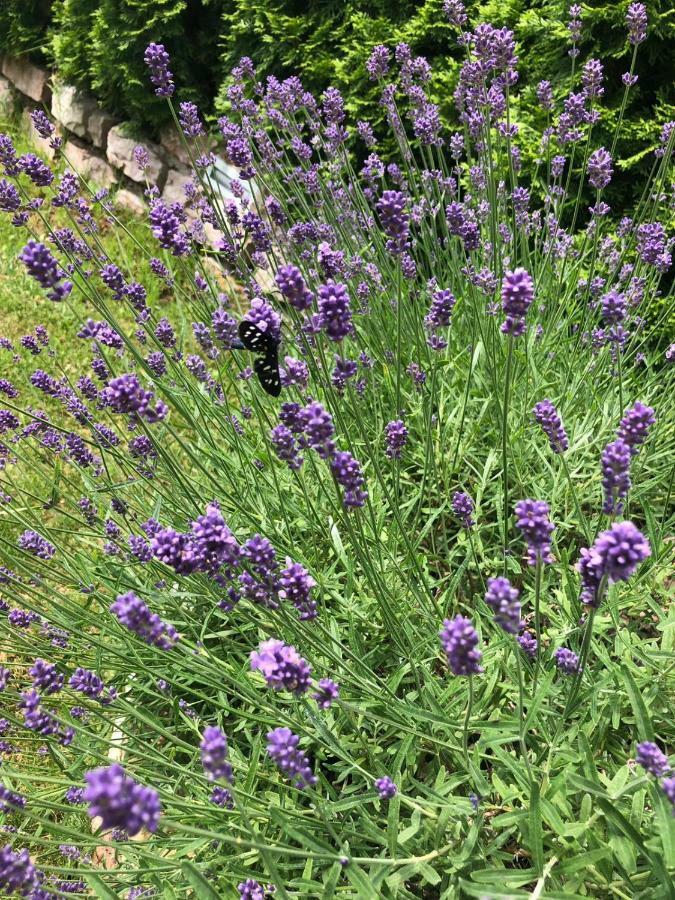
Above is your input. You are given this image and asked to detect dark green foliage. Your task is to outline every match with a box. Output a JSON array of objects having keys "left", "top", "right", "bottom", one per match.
[
  {"left": 215, "top": 0, "right": 675, "bottom": 211},
  {"left": 0, "top": 0, "right": 52, "bottom": 61},
  {"left": 0, "top": 0, "right": 670, "bottom": 218},
  {"left": 2, "top": 1, "right": 673, "bottom": 206},
  {"left": 50, "top": 0, "right": 224, "bottom": 132}
]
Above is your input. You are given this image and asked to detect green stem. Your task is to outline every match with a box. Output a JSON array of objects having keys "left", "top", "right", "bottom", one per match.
[
  {"left": 463, "top": 675, "right": 474, "bottom": 771},
  {"left": 515, "top": 644, "right": 533, "bottom": 785},
  {"left": 502, "top": 338, "right": 515, "bottom": 569},
  {"left": 532, "top": 555, "right": 543, "bottom": 694}
]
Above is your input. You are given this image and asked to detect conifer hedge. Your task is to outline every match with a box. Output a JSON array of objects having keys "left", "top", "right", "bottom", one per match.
[{"left": 1, "top": 0, "right": 674, "bottom": 210}]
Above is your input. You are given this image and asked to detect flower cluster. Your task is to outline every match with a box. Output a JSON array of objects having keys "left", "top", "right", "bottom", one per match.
[
  {"left": 266, "top": 728, "right": 317, "bottom": 790},
  {"left": 110, "top": 592, "right": 178, "bottom": 650},
  {"left": 84, "top": 764, "right": 161, "bottom": 836},
  {"left": 440, "top": 616, "right": 483, "bottom": 676}
]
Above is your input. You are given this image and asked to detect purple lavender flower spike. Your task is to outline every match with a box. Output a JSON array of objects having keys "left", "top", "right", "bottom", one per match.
[
  {"left": 626, "top": 3, "right": 648, "bottom": 44},
  {"left": 577, "top": 521, "right": 650, "bottom": 606},
  {"left": 451, "top": 491, "right": 475, "bottom": 528},
  {"left": 0, "top": 785, "right": 26, "bottom": 812},
  {"left": 485, "top": 577, "right": 523, "bottom": 634},
  {"left": 250, "top": 639, "right": 312, "bottom": 695},
  {"left": 275, "top": 264, "right": 313, "bottom": 311},
  {"left": 279, "top": 561, "right": 317, "bottom": 619},
  {"left": 514, "top": 499, "right": 555, "bottom": 565},
  {"left": 533, "top": 400, "right": 569, "bottom": 453},
  {"left": 18, "top": 529, "right": 56, "bottom": 560},
  {"left": 440, "top": 615, "right": 483, "bottom": 676},
  {"left": 330, "top": 451, "right": 368, "bottom": 508},
  {"left": 270, "top": 424, "right": 303, "bottom": 471},
  {"left": 661, "top": 776, "right": 675, "bottom": 815},
  {"left": 587, "top": 147, "right": 613, "bottom": 190},
  {"left": 19, "top": 241, "right": 73, "bottom": 302},
  {"left": 0, "top": 845, "right": 39, "bottom": 895},
  {"left": 375, "top": 776, "right": 398, "bottom": 799},
  {"left": 84, "top": 764, "right": 160, "bottom": 835},
  {"left": 144, "top": 43, "right": 175, "bottom": 97},
  {"left": 30, "top": 659, "right": 64, "bottom": 694},
  {"left": 317, "top": 281, "right": 353, "bottom": 341},
  {"left": 300, "top": 401, "right": 335, "bottom": 458},
  {"left": 210, "top": 786, "right": 233, "bottom": 808},
  {"left": 376, "top": 190, "right": 410, "bottom": 254},
  {"left": 366, "top": 45, "right": 390, "bottom": 80},
  {"left": 266, "top": 727, "right": 317, "bottom": 789},
  {"left": 18, "top": 153, "right": 53, "bottom": 186},
  {"left": 636, "top": 742, "right": 670, "bottom": 777},
  {"left": 110, "top": 591, "right": 178, "bottom": 650},
  {"left": 554, "top": 647, "right": 580, "bottom": 675},
  {"left": 518, "top": 632, "right": 538, "bottom": 659},
  {"left": 617, "top": 401, "right": 655, "bottom": 456},
  {"left": 385, "top": 419, "right": 408, "bottom": 458},
  {"left": 601, "top": 439, "right": 631, "bottom": 514},
  {"left": 313, "top": 679, "right": 339, "bottom": 709},
  {"left": 601, "top": 289, "right": 626, "bottom": 325},
  {"left": 425, "top": 289, "right": 455, "bottom": 330},
  {"left": 501, "top": 268, "right": 534, "bottom": 336},
  {"left": 178, "top": 102, "right": 204, "bottom": 137},
  {"left": 443, "top": 0, "right": 467, "bottom": 27},
  {"left": 200, "top": 726, "right": 233, "bottom": 783},
  {"left": 238, "top": 880, "right": 264, "bottom": 900}
]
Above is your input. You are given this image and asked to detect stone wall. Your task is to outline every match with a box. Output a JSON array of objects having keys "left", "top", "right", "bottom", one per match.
[{"left": 0, "top": 55, "right": 238, "bottom": 218}]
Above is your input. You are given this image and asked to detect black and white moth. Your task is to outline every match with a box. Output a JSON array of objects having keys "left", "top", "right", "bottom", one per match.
[{"left": 236, "top": 321, "right": 282, "bottom": 397}]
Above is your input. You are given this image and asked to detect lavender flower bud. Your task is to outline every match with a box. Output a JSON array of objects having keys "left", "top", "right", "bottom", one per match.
[
  {"left": 313, "top": 679, "right": 339, "bottom": 709},
  {"left": 250, "top": 639, "right": 312, "bottom": 695},
  {"left": 514, "top": 499, "right": 555, "bottom": 565},
  {"left": 626, "top": 2, "right": 647, "bottom": 44},
  {"left": 144, "top": 43, "right": 175, "bottom": 97},
  {"left": 518, "top": 632, "right": 538, "bottom": 658},
  {"left": 375, "top": 776, "right": 397, "bottom": 799},
  {"left": 533, "top": 399, "right": 569, "bottom": 453},
  {"left": 266, "top": 727, "right": 317, "bottom": 789},
  {"left": 451, "top": 491, "right": 475, "bottom": 528},
  {"left": 501, "top": 268, "right": 534, "bottom": 336},
  {"left": 554, "top": 647, "right": 580, "bottom": 675},
  {"left": 376, "top": 190, "right": 410, "bottom": 254},
  {"left": 200, "top": 726, "right": 233, "bottom": 782},
  {"left": 485, "top": 577, "right": 523, "bottom": 634},
  {"left": 110, "top": 591, "right": 178, "bottom": 649},
  {"left": 587, "top": 147, "right": 613, "bottom": 189},
  {"left": 616, "top": 401, "right": 655, "bottom": 456},
  {"left": 601, "top": 439, "right": 631, "bottom": 514},
  {"left": 84, "top": 764, "right": 160, "bottom": 835},
  {"left": 384, "top": 419, "right": 408, "bottom": 458},
  {"left": 636, "top": 741, "right": 670, "bottom": 777},
  {"left": 439, "top": 615, "right": 483, "bottom": 676}
]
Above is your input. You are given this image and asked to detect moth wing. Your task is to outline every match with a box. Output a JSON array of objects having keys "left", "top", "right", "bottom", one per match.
[
  {"left": 238, "top": 320, "right": 276, "bottom": 353},
  {"left": 254, "top": 351, "right": 281, "bottom": 397}
]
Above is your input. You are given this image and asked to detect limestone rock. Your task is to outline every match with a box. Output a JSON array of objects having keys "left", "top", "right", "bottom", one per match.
[
  {"left": 64, "top": 140, "right": 117, "bottom": 189},
  {"left": 87, "top": 108, "right": 116, "bottom": 149},
  {"left": 1, "top": 57, "right": 50, "bottom": 104},
  {"left": 51, "top": 83, "right": 97, "bottom": 139},
  {"left": 106, "top": 124, "right": 166, "bottom": 187},
  {"left": 0, "top": 75, "right": 17, "bottom": 117},
  {"left": 114, "top": 188, "right": 146, "bottom": 217},
  {"left": 161, "top": 169, "right": 194, "bottom": 206}
]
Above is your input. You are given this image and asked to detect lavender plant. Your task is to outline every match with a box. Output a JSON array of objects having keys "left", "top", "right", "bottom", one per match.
[{"left": 0, "top": 4, "right": 674, "bottom": 897}]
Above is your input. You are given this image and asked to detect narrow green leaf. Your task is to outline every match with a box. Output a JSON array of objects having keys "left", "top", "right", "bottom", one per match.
[
  {"left": 85, "top": 875, "right": 121, "bottom": 900},
  {"left": 181, "top": 862, "right": 222, "bottom": 900},
  {"left": 621, "top": 665, "right": 654, "bottom": 742},
  {"left": 343, "top": 862, "right": 379, "bottom": 898},
  {"left": 529, "top": 781, "right": 544, "bottom": 875}
]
